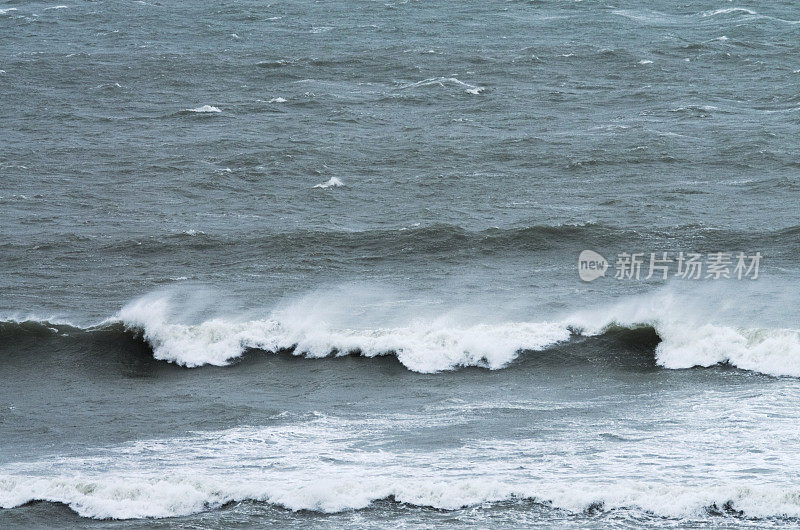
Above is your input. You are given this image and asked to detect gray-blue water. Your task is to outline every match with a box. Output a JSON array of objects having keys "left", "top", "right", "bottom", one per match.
[{"left": 1, "top": 0, "right": 800, "bottom": 527}]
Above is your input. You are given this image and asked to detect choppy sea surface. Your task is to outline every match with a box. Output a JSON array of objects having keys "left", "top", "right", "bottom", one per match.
[{"left": 1, "top": 0, "right": 800, "bottom": 527}]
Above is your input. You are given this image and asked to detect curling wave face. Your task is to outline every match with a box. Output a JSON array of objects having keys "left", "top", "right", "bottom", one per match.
[
  {"left": 116, "top": 295, "right": 573, "bottom": 372},
  {"left": 114, "top": 287, "right": 800, "bottom": 377},
  {"left": 3, "top": 286, "right": 799, "bottom": 377}
]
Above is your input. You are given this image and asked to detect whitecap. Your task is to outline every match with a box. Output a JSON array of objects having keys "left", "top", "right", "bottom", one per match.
[
  {"left": 115, "top": 292, "right": 570, "bottom": 372},
  {"left": 567, "top": 287, "right": 800, "bottom": 378},
  {"left": 3, "top": 433, "right": 800, "bottom": 520},
  {"left": 400, "top": 77, "right": 484, "bottom": 95},
  {"left": 186, "top": 105, "right": 221, "bottom": 113},
  {"left": 313, "top": 177, "right": 344, "bottom": 189},
  {"left": 701, "top": 7, "right": 756, "bottom": 17}
]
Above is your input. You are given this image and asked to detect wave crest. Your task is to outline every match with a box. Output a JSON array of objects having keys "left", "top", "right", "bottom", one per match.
[
  {"left": 4, "top": 286, "right": 799, "bottom": 378},
  {"left": 3, "top": 474, "right": 800, "bottom": 520},
  {"left": 118, "top": 295, "right": 572, "bottom": 372}
]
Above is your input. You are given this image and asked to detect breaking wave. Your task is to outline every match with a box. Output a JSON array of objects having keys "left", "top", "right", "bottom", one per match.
[
  {"left": 115, "top": 295, "right": 574, "bottom": 372},
  {"left": 2, "top": 468, "right": 800, "bottom": 520},
  {"left": 2, "top": 287, "right": 799, "bottom": 377},
  {"left": 313, "top": 176, "right": 345, "bottom": 189}
]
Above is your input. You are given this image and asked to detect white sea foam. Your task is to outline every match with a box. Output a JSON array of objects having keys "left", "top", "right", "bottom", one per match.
[
  {"left": 186, "top": 105, "right": 221, "bottom": 113},
  {"left": 670, "top": 104, "right": 717, "bottom": 113},
  {"left": 4, "top": 473, "right": 800, "bottom": 520},
  {"left": 0, "top": 277, "right": 774, "bottom": 380},
  {"left": 0, "top": 313, "right": 81, "bottom": 328},
  {"left": 110, "top": 282, "right": 800, "bottom": 377},
  {"left": 313, "top": 176, "right": 344, "bottom": 189},
  {"left": 654, "top": 324, "right": 800, "bottom": 375},
  {"left": 3, "top": 415, "right": 800, "bottom": 520},
  {"left": 269, "top": 97, "right": 287, "bottom": 103},
  {"left": 0, "top": 8, "right": 18, "bottom": 14},
  {"left": 701, "top": 7, "right": 756, "bottom": 17},
  {"left": 568, "top": 285, "right": 800, "bottom": 378},
  {"left": 117, "top": 293, "right": 570, "bottom": 372},
  {"left": 400, "top": 77, "right": 484, "bottom": 95}
]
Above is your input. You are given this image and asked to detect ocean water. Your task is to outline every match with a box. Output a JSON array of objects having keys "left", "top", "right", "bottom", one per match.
[{"left": 1, "top": 0, "right": 800, "bottom": 527}]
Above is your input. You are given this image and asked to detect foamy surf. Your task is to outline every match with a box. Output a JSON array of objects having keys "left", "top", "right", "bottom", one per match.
[
  {"left": 4, "top": 474, "right": 800, "bottom": 520},
  {"left": 567, "top": 286, "right": 800, "bottom": 377},
  {"left": 108, "top": 287, "right": 800, "bottom": 377},
  {"left": 9, "top": 391, "right": 800, "bottom": 519},
  {"left": 2, "top": 413, "right": 800, "bottom": 522},
  {"left": 6, "top": 281, "right": 800, "bottom": 378},
  {"left": 117, "top": 295, "right": 571, "bottom": 372}
]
